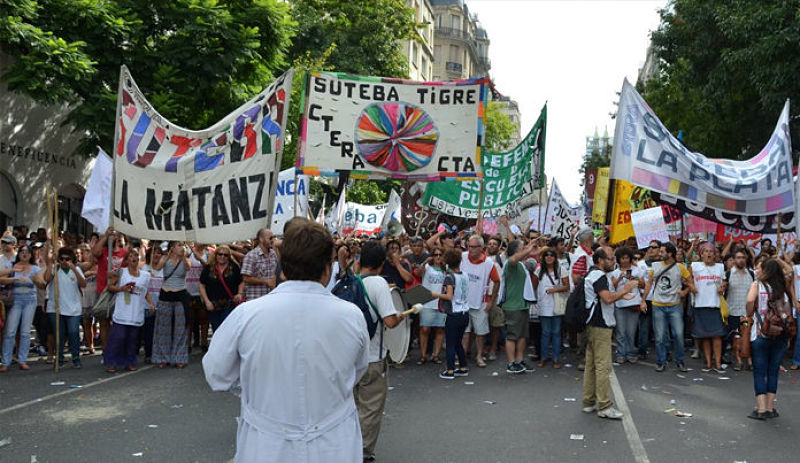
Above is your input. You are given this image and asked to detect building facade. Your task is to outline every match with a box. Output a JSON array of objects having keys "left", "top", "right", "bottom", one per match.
[
  {"left": 402, "top": 0, "right": 435, "bottom": 81},
  {"left": 0, "top": 53, "right": 94, "bottom": 235},
  {"left": 430, "top": 0, "right": 490, "bottom": 80},
  {"left": 494, "top": 95, "right": 522, "bottom": 146}
]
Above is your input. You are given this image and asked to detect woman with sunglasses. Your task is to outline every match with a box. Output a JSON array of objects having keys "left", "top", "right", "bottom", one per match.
[
  {"left": 532, "top": 247, "right": 569, "bottom": 369},
  {"left": 199, "top": 245, "right": 244, "bottom": 333},
  {"left": 0, "top": 245, "right": 44, "bottom": 371},
  {"left": 415, "top": 246, "right": 446, "bottom": 365},
  {"left": 104, "top": 249, "right": 155, "bottom": 372}
]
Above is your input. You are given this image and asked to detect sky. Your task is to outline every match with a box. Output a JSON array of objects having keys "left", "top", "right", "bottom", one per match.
[{"left": 467, "top": 0, "right": 666, "bottom": 204}]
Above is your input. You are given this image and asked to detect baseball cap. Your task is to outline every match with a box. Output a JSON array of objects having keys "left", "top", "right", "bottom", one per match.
[{"left": 1, "top": 235, "right": 17, "bottom": 244}]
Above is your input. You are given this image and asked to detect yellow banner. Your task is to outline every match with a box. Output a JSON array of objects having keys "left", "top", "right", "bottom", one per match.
[
  {"left": 591, "top": 167, "right": 610, "bottom": 224},
  {"left": 609, "top": 180, "right": 635, "bottom": 244}
]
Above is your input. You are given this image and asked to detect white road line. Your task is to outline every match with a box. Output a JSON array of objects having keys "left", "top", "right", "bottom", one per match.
[
  {"left": 0, "top": 365, "right": 153, "bottom": 416},
  {"left": 610, "top": 369, "right": 651, "bottom": 463}
]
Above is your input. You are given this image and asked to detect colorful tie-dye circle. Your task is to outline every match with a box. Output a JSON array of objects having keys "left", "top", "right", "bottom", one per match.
[{"left": 355, "top": 102, "right": 439, "bottom": 172}]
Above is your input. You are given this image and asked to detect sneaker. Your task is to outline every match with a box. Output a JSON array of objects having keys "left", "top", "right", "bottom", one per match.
[
  {"left": 487, "top": 352, "right": 497, "bottom": 361},
  {"left": 582, "top": 404, "right": 597, "bottom": 413},
  {"left": 454, "top": 368, "right": 469, "bottom": 377},
  {"left": 439, "top": 370, "right": 455, "bottom": 380},
  {"left": 655, "top": 364, "right": 666, "bottom": 372},
  {"left": 677, "top": 362, "right": 688, "bottom": 373},
  {"left": 506, "top": 363, "right": 523, "bottom": 374},
  {"left": 701, "top": 366, "right": 712, "bottom": 373},
  {"left": 690, "top": 350, "right": 700, "bottom": 359},
  {"left": 519, "top": 361, "right": 535, "bottom": 372},
  {"left": 713, "top": 367, "right": 725, "bottom": 374},
  {"left": 597, "top": 406, "right": 624, "bottom": 420},
  {"left": 363, "top": 453, "right": 376, "bottom": 462},
  {"left": 36, "top": 346, "right": 47, "bottom": 356},
  {"left": 73, "top": 360, "right": 82, "bottom": 369}
]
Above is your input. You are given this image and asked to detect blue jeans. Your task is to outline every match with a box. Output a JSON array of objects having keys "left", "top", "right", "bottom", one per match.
[
  {"left": 540, "top": 316, "right": 563, "bottom": 361},
  {"left": 792, "top": 324, "right": 800, "bottom": 367},
  {"left": 445, "top": 312, "right": 469, "bottom": 371},
  {"left": 206, "top": 306, "right": 233, "bottom": 333},
  {"left": 2, "top": 298, "right": 37, "bottom": 365},
  {"left": 615, "top": 306, "right": 640, "bottom": 361},
  {"left": 48, "top": 313, "right": 81, "bottom": 363},
  {"left": 652, "top": 304, "right": 684, "bottom": 365},
  {"left": 751, "top": 336, "right": 788, "bottom": 395}
]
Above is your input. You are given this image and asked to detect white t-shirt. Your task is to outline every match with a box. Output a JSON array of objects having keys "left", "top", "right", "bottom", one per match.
[
  {"left": 638, "top": 260, "right": 654, "bottom": 301},
  {"left": 611, "top": 266, "right": 644, "bottom": 308},
  {"left": 421, "top": 264, "right": 446, "bottom": 310},
  {"left": 691, "top": 262, "right": 724, "bottom": 308},
  {"left": 361, "top": 275, "right": 397, "bottom": 363},
  {"left": 46, "top": 266, "right": 85, "bottom": 316},
  {"left": 535, "top": 265, "right": 567, "bottom": 317},
  {"left": 112, "top": 268, "right": 152, "bottom": 327}
]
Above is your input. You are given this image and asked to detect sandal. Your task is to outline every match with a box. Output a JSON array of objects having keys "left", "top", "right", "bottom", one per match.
[
  {"left": 45, "top": 357, "right": 54, "bottom": 365},
  {"left": 158, "top": 363, "right": 167, "bottom": 369},
  {"left": 125, "top": 365, "right": 137, "bottom": 372},
  {"left": 416, "top": 357, "right": 427, "bottom": 366},
  {"left": 19, "top": 363, "right": 30, "bottom": 371},
  {"left": 790, "top": 365, "right": 799, "bottom": 371},
  {"left": 176, "top": 363, "right": 186, "bottom": 369},
  {"left": 432, "top": 356, "right": 443, "bottom": 365},
  {"left": 0, "top": 365, "right": 8, "bottom": 373},
  {"left": 476, "top": 359, "right": 487, "bottom": 368},
  {"left": 106, "top": 366, "right": 117, "bottom": 373}
]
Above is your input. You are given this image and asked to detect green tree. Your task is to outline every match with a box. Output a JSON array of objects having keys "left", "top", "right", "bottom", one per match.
[
  {"left": 641, "top": 0, "right": 800, "bottom": 160},
  {"left": 483, "top": 101, "right": 518, "bottom": 153},
  {"left": 1, "top": 0, "right": 294, "bottom": 156}
]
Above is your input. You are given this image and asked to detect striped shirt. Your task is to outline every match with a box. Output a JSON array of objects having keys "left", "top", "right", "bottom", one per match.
[{"left": 241, "top": 246, "right": 277, "bottom": 301}]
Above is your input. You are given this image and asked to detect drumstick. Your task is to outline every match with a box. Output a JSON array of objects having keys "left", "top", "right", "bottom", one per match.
[{"left": 401, "top": 303, "right": 424, "bottom": 316}]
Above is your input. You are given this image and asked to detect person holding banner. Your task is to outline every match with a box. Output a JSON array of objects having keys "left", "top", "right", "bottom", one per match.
[
  {"left": 690, "top": 244, "right": 727, "bottom": 373},
  {"left": 151, "top": 242, "right": 191, "bottom": 369}
]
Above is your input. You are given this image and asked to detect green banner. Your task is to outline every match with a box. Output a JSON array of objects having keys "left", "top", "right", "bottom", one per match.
[{"left": 421, "top": 105, "right": 546, "bottom": 218}]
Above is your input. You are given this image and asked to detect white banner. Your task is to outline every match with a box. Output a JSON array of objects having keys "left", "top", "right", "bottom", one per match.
[
  {"left": 543, "top": 180, "right": 580, "bottom": 239},
  {"left": 112, "top": 66, "right": 292, "bottom": 242},
  {"left": 81, "top": 148, "right": 113, "bottom": 233},
  {"left": 271, "top": 168, "right": 309, "bottom": 234},
  {"left": 298, "top": 72, "right": 488, "bottom": 181},
  {"left": 341, "top": 202, "right": 387, "bottom": 236},
  {"left": 611, "top": 79, "right": 793, "bottom": 218},
  {"left": 631, "top": 206, "right": 669, "bottom": 249},
  {"left": 380, "top": 189, "right": 402, "bottom": 231}
]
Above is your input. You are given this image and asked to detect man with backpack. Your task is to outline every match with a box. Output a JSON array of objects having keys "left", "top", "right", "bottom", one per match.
[
  {"left": 581, "top": 247, "right": 640, "bottom": 420},
  {"left": 354, "top": 241, "right": 405, "bottom": 462},
  {"left": 726, "top": 250, "right": 755, "bottom": 371}
]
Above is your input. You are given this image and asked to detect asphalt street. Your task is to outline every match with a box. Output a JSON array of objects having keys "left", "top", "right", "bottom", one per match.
[{"left": 1, "top": 345, "right": 799, "bottom": 463}]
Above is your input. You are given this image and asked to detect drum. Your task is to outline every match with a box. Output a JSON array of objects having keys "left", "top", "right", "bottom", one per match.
[{"left": 384, "top": 287, "right": 411, "bottom": 363}]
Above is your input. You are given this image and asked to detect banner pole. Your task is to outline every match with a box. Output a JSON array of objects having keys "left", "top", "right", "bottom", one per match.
[
  {"left": 47, "top": 187, "right": 61, "bottom": 373},
  {"left": 477, "top": 179, "right": 485, "bottom": 233},
  {"left": 293, "top": 173, "right": 299, "bottom": 220},
  {"left": 777, "top": 213, "right": 783, "bottom": 255},
  {"left": 538, "top": 186, "right": 543, "bottom": 231}
]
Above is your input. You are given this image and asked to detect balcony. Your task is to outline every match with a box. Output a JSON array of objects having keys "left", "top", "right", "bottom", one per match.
[
  {"left": 445, "top": 61, "right": 463, "bottom": 73},
  {"left": 435, "top": 26, "right": 478, "bottom": 53},
  {"left": 477, "top": 56, "right": 491, "bottom": 70}
]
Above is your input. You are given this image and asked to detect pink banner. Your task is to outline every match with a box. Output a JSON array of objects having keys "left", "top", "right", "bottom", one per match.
[{"left": 685, "top": 215, "right": 717, "bottom": 234}]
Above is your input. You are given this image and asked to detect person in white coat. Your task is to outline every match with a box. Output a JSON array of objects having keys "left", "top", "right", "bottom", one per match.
[{"left": 203, "top": 219, "right": 370, "bottom": 463}]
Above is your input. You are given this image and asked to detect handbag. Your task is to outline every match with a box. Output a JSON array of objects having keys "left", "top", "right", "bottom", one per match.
[
  {"left": 739, "top": 318, "right": 752, "bottom": 358},
  {"left": 91, "top": 289, "right": 115, "bottom": 319},
  {"left": 719, "top": 295, "right": 729, "bottom": 324},
  {"left": 758, "top": 289, "right": 797, "bottom": 339},
  {"left": 546, "top": 271, "right": 567, "bottom": 316},
  {"left": 217, "top": 265, "right": 243, "bottom": 307}
]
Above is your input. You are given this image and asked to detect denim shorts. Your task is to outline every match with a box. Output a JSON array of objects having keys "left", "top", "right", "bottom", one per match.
[{"left": 419, "top": 307, "right": 446, "bottom": 327}]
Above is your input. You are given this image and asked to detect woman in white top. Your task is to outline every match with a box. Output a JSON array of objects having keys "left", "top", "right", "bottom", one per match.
[
  {"left": 690, "top": 244, "right": 727, "bottom": 373},
  {"left": 744, "top": 258, "right": 792, "bottom": 420},
  {"left": 77, "top": 244, "right": 98, "bottom": 354},
  {"left": 532, "top": 247, "right": 569, "bottom": 368},
  {"left": 140, "top": 243, "right": 165, "bottom": 363},
  {"left": 103, "top": 249, "right": 154, "bottom": 372},
  {"left": 610, "top": 247, "right": 645, "bottom": 364},
  {"left": 414, "top": 246, "right": 446, "bottom": 365}
]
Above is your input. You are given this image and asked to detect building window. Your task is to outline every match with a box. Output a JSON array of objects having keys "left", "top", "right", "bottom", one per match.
[
  {"left": 412, "top": 42, "right": 419, "bottom": 67},
  {"left": 450, "top": 14, "right": 460, "bottom": 30},
  {"left": 421, "top": 57, "right": 428, "bottom": 80},
  {"left": 434, "top": 45, "right": 441, "bottom": 63},
  {"left": 449, "top": 44, "right": 459, "bottom": 62}
]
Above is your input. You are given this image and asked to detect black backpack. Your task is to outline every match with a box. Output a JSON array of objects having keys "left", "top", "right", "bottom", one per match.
[
  {"left": 564, "top": 267, "right": 598, "bottom": 333},
  {"left": 331, "top": 273, "right": 381, "bottom": 338}
]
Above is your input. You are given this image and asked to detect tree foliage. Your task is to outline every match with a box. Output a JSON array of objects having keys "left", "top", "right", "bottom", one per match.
[
  {"left": 1, "top": 0, "right": 294, "bottom": 156},
  {"left": 641, "top": 0, "right": 800, "bottom": 160},
  {"left": 483, "top": 101, "right": 518, "bottom": 153}
]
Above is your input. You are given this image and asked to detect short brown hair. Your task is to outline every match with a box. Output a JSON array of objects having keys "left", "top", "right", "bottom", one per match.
[
  {"left": 444, "top": 249, "right": 462, "bottom": 270},
  {"left": 281, "top": 219, "right": 333, "bottom": 281}
]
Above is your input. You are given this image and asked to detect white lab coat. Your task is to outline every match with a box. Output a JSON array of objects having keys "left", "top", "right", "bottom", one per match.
[{"left": 203, "top": 280, "right": 370, "bottom": 463}]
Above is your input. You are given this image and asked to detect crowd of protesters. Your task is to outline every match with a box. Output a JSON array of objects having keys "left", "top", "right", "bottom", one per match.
[{"left": 1, "top": 217, "right": 798, "bottom": 426}]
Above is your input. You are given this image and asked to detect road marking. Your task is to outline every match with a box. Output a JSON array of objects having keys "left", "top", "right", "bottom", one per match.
[
  {"left": 610, "top": 369, "right": 651, "bottom": 463},
  {"left": 0, "top": 365, "right": 154, "bottom": 416}
]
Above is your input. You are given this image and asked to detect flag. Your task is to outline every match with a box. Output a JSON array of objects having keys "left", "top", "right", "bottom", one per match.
[{"left": 81, "top": 148, "right": 113, "bottom": 233}]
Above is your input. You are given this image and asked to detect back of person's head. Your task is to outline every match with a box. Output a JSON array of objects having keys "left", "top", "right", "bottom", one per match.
[
  {"left": 506, "top": 239, "right": 522, "bottom": 257},
  {"left": 444, "top": 249, "right": 462, "bottom": 270},
  {"left": 360, "top": 241, "right": 386, "bottom": 270},
  {"left": 281, "top": 219, "right": 333, "bottom": 281},
  {"left": 759, "top": 258, "right": 786, "bottom": 301},
  {"left": 576, "top": 227, "right": 594, "bottom": 244}
]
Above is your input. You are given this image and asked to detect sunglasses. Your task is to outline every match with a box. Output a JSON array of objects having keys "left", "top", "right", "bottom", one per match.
[
  {"left": 432, "top": 253, "right": 442, "bottom": 257},
  {"left": 217, "top": 253, "right": 230, "bottom": 257},
  {"left": 649, "top": 246, "right": 659, "bottom": 250},
  {"left": 58, "top": 256, "right": 72, "bottom": 261}
]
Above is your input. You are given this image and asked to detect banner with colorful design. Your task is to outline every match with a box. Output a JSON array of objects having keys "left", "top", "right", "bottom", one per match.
[
  {"left": 611, "top": 79, "right": 793, "bottom": 222},
  {"left": 297, "top": 72, "right": 488, "bottom": 181},
  {"left": 421, "top": 105, "right": 546, "bottom": 218},
  {"left": 112, "top": 65, "right": 293, "bottom": 242}
]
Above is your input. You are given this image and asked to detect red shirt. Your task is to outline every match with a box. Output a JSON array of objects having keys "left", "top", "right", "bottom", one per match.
[
  {"left": 571, "top": 244, "right": 594, "bottom": 278},
  {"left": 96, "top": 247, "right": 128, "bottom": 294}
]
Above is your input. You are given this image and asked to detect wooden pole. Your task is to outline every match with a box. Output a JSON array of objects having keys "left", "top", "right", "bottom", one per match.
[
  {"left": 47, "top": 187, "right": 61, "bottom": 373},
  {"left": 476, "top": 179, "right": 485, "bottom": 233},
  {"left": 538, "top": 186, "right": 544, "bottom": 231}
]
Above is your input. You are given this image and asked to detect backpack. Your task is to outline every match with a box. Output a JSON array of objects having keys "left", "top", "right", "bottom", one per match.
[
  {"left": 564, "top": 267, "right": 598, "bottom": 333},
  {"left": 332, "top": 273, "right": 381, "bottom": 338},
  {"left": 758, "top": 287, "right": 797, "bottom": 340}
]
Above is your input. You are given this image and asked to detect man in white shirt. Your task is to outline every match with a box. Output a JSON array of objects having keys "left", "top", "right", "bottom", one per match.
[
  {"left": 355, "top": 241, "right": 405, "bottom": 462},
  {"left": 203, "top": 219, "right": 370, "bottom": 463}
]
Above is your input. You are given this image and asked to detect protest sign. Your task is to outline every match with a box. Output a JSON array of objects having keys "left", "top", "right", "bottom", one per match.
[
  {"left": 112, "top": 66, "right": 292, "bottom": 242},
  {"left": 631, "top": 207, "right": 669, "bottom": 249},
  {"left": 611, "top": 79, "right": 794, "bottom": 223},
  {"left": 592, "top": 167, "right": 610, "bottom": 224},
  {"left": 609, "top": 180, "right": 634, "bottom": 244},
  {"left": 341, "top": 202, "right": 387, "bottom": 236},
  {"left": 714, "top": 225, "right": 761, "bottom": 244},
  {"left": 543, "top": 180, "right": 579, "bottom": 239},
  {"left": 422, "top": 105, "right": 547, "bottom": 218},
  {"left": 271, "top": 168, "right": 309, "bottom": 234},
  {"left": 584, "top": 168, "right": 597, "bottom": 217},
  {"left": 297, "top": 72, "right": 488, "bottom": 181},
  {"left": 380, "top": 189, "right": 403, "bottom": 232}
]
